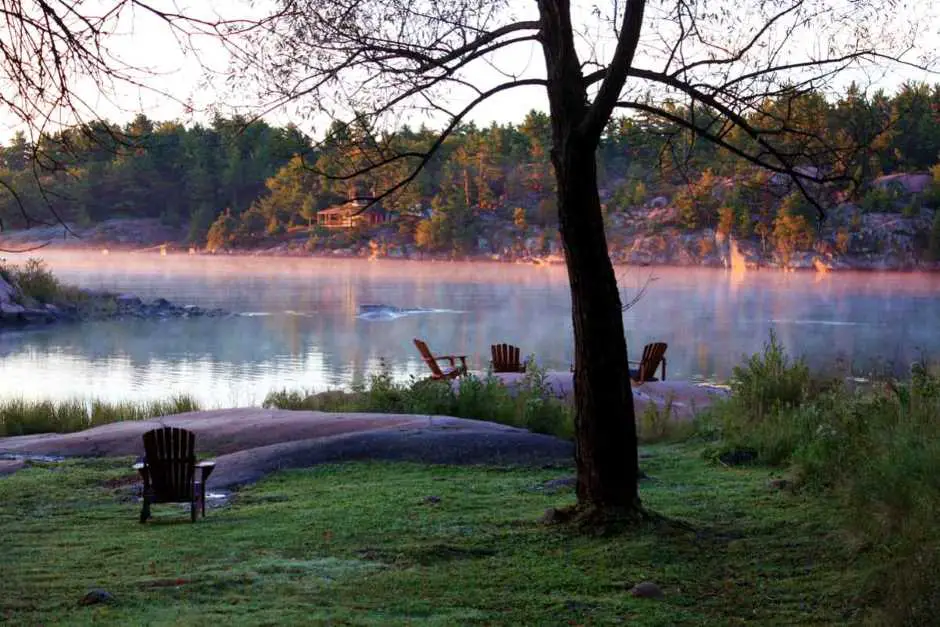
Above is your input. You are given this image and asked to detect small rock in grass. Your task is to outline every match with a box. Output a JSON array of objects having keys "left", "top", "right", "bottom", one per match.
[
  {"left": 541, "top": 476, "right": 576, "bottom": 492},
  {"left": 78, "top": 589, "right": 115, "bottom": 606},
  {"left": 423, "top": 495, "right": 441, "bottom": 504},
  {"left": 768, "top": 478, "right": 791, "bottom": 491},
  {"left": 629, "top": 581, "right": 664, "bottom": 599},
  {"left": 718, "top": 449, "right": 759, "bottom": 466},
  {"left": 540, "top": 507, "right": 562, "bottom": 524}
]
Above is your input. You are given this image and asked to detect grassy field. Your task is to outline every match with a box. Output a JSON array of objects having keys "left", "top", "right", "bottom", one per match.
[
  {"left": 2, "top": 334, "right": 936, "bottom": 624},
  {"left": 1, "top": 445, "right": 868, "bottom": 626}
]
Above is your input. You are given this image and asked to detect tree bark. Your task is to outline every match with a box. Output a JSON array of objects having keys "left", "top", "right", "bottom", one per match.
[{"left": 538, "top": 0, "right": 641, "bottom": 513}]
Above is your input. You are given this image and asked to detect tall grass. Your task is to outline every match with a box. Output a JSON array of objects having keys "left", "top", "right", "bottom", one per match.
[
  {"left": 264, "top": 363, "right": 574, "bottom": 439},
  {"left": 0, "top": 258, "right": 87, "bottom": 305},
  {"left": 697, "top": 334, "right": 940, "bottom": 625},
  {"left": 0, "top": 395, "right": 201, "bottom": 436}
]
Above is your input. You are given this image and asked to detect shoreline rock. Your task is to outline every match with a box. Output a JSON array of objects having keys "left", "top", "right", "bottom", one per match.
[
  {"left": 2, "top": 212, "right": 938, "bottom": 273},
  {"left": 0, "top": 276, "right": 228, "bottom": 332}
]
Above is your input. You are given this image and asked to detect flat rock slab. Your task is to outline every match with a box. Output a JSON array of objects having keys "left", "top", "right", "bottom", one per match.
[
  {"left": 0, "top": 409, "right": 425, "bottom": 457},
  {"left": 209, "top": 425, "right": 573, "bottom": 489},
  {"left": 0, "top": 409, "right": 574, "bottom": 490},
  {"left": 489, "top": 372, "right": 728, "bottom": 419},
  {"left": 0, "top": 459, "right": 26, "bottom": 476}
]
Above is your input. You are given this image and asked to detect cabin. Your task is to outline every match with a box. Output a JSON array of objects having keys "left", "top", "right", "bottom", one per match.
[{"left": 317, "top": 201, "right": 389, "bottom": 228}]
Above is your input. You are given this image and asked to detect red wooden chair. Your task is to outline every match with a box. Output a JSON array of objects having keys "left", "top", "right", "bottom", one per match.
[
  {"left": 629, "top": 342, "right": 667, "bottom": 384},
  {"left": 413, "top": 338, "right": 468, "bottom": 380},
  {"left": 490, "top": 343, "right": 527, "bottom": 373}
]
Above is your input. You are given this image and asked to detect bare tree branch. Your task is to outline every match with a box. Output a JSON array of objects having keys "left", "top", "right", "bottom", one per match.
[{"left": 579, "top": 0, "right": 646, "bottom": 142}]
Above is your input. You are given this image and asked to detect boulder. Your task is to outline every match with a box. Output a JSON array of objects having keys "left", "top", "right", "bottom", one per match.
[
  {"left": 0, "top": 301, "right": 25, "bottom": 315},
  {"left": 78, "top": 589, "right": 115, "bottom": 606},
  {"left": 872, "top": 172, "right": 932, "bottom": 195},
  {"left": 645, "top": 206, "right": 680, "bottom": 224},
  {"left": 0, "top": 274, "right": 16, "bottom": 305},
  {"left": 115, "top": 294, "right": 142, "bottom": 308},
  {"left": 629, "top": 582, "right": 665, "bottom": 600}
]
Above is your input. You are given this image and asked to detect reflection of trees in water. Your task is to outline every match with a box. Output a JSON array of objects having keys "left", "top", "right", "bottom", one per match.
[{"left": 3, "top": 264, "right": 938, "bottom": 403}]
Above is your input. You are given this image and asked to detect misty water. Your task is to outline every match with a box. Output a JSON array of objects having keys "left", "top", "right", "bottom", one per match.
[{"left": 2, "top": 251, "right": 939, "bottom": 406}]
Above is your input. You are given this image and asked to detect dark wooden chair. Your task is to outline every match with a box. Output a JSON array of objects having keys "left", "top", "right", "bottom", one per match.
[
  {"left": 630, "top": 342, "right": 667, "bottom": 384},
  {"left": 134, "top": 426, "right": 215, "bottom": 523},
  {"left": 413, "top": 338, "right": 468, "bottom": 380},
  {"left": 491, "top": 343, "right": 527, "bottom": 373}
]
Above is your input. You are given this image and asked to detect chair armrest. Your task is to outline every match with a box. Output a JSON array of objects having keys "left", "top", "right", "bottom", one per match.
[
  {"left": 628, "top": 360, "right": 641, "bottom": 366},
  {"left": 196, "top": 460, "right": 216, "bottom": 482},
  {"left": 133, "top": 462, "right": 146, "bottom": 470},
  {"left": 436, "top": 354, "right": 467, "bottom": 360}
]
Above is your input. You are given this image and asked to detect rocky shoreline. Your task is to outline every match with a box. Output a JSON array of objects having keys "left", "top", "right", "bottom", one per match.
[
  {"left": 0, "top": 277, "right": 228, "bottom": 332},
  {"left": 1, "top": 209, "right": 939, "bottom": 272}
]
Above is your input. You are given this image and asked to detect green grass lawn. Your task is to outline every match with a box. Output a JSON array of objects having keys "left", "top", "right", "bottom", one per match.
[{"left": 1, "top": 445, "right": 867, "bottom": 626}]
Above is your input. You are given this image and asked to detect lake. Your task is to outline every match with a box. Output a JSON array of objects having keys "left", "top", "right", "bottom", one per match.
[{"left": 2, "top": 251, "right": 939, "bottom": 406}]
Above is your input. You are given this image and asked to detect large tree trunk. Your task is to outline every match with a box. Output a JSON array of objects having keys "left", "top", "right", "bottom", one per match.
[
  {"left": 538, "top": 0, "right": 641, "bottom": 514},
  {"left": 556, "top": 137, "right": 640, "bottom": 512}
]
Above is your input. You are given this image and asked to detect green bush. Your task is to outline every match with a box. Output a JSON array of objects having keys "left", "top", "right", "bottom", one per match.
[
  {"left": 697, "top": 340, "right": 940, "bottom": 625},
  {"left": 729, "top": 329, "right": 810, "bottom": 419},
  {"left": 860, "top": 185, "right": 900, "bottom": 213},
  {"left": 637, "top": 393, "right": 695, "bottom": 444},
  {"left": 263, "top": 362, "right": 574, "bottom": 439},
  {"left": 0, "top": 258, "right": 86, "bottom": 305}
]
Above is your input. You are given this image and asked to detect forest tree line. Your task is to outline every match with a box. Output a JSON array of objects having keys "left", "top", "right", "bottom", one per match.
[{"left": 1, "top": 82, "right": 940, "bottom": 256}]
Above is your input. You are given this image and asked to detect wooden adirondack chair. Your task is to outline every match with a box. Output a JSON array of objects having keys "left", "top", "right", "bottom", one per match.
[
  {"left": 413, "top": 338, "right": 468, "bottom": 380},
  {"left": 629, "top": 342, "right": 668, "bottom": 384},
  {"left": 491, "top": 343, "right": 527, "bottom": 373},
  {"left": 134, "top": 426, "right": 216, "bottom": 523}
]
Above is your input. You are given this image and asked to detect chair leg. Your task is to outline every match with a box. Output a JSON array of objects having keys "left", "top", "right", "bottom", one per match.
[
  {"left": 201, "top": 483, "right": 207, "bottom": 517},
  {"left": 139, "top": 496, "right": 151, "bottom": 524},
  {"left": 190, "top": 499, "right": 198, "bottom": 523}
]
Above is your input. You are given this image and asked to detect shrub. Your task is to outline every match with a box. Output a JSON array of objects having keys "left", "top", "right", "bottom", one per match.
[
  {"left": 0, "top": 258, "right": 85, "bottom": 305},
  {"left": 263, "top": 361, "right": 574, "bottom": 439},
  {"left": 860, "top": 185, "right": 899, "bottom": 213},
  {"left": 638, "top": 393, "right": 694, "bottom": 444},
  {"left": 697, "top": 341, "right": 940, "bottom": 625},
  {"left": 730, "top": 329, "right": 809, "bottom": 419},
  {"left": 929, "top": 209, "right": 940, "bottom": 261},
  {"left": 10, "top": 258, "right": 62, "bottom": 304}
]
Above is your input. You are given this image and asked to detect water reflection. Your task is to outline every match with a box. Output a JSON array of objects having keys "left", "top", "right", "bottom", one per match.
[{"left": 0, "top": 251, "right": 937, "bottom": 404}]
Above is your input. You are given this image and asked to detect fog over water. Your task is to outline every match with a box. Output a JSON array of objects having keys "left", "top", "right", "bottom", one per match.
[{"left": 2, "top": 251, "right": 939, "bottom": 406}]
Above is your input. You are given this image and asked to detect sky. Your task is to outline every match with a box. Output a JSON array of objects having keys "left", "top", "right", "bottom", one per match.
[{"left": 0, "top": 0, "right": 937, "bottom": 145}]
